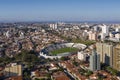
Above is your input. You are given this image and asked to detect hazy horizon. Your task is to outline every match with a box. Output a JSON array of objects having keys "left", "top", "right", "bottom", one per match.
[{"left": 0, "top": 0, "right": 120, "bottom": 22}]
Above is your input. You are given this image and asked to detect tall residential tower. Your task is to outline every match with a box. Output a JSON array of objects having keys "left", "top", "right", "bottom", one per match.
[
  {"left": 89, "top": 50, "right": 101, "bottom": 71},
  {"left": 113, "top": 44, "right": 120, "bottom": 71},
  {"left": 96, "top": 42, "right": 113, "bottom": 67}
]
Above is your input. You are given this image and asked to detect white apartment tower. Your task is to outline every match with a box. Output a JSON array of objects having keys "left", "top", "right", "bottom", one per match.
[
  {"left": 101, "top": 24, "right": 109, "bottom": 34},
  {"left": 99, "top": 24, "right": 109, "bottom": 41}
]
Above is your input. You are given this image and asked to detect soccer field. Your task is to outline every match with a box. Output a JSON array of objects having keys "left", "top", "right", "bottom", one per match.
[{"left": 50, "top": 47, "right": 78, "bottom": 55}]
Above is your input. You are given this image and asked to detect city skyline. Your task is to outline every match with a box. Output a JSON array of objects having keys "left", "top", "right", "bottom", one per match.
[{"left": 0, "top": 0, "right": 120, "bottom": 22}]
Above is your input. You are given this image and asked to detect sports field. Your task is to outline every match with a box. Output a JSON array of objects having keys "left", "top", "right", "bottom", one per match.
[{"left": 50, "top": 47, "right": 78, "bottom": 55}]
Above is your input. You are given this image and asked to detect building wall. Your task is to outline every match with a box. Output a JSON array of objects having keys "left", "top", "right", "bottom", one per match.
[
  {"left": 115, "top": 34, "right": 120, "bottom": 40},
  {"left": 102, "top": 44, "right": 113, "bottom": 66},
  {"left": 89, "top": 51, "right": 100, "bottom": 71},
  {"left": 101, "top": 24, "right": 109, "bottom": 34},
  {"left": 113, "top": 44, "right": 120, "bottom": 71},
  {"left": 96, "top": 43, "right": 103, "bottom": 63},
  {"left": 97, "top": 54, "right": 101, "bottom": 70},
  {"left": 89, "top": 32, "right": 97, "bottom": 41},
  {"left": 77, "top": 51, "right": 86, "bottom": 61},
  {"left": 96, "top": 42, "right": 113, "bottom": 67},
  {"left": 4, "top": 64, "right": 22, "bottom": 77}
]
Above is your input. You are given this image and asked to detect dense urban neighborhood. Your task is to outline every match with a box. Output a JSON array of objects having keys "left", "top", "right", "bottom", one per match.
[{"left": 0, "top": 22, "right": 120, "bottom": 80}]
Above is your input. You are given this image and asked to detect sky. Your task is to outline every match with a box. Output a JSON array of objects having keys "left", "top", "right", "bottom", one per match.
[{"left": 0, "top": 0, "right": 120, "bottom": 22}]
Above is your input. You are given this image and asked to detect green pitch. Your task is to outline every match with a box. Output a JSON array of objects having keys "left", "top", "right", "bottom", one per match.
[{"left": 50, "top": 47, "right": 78, "bottom": 55}]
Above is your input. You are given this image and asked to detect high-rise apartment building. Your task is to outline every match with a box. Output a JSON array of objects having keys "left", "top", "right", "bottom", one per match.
[
  {"left": 99, "top": 24, "right": 109, "bottom": 41},
  {"left": 113, "top": 44, "right": 120, "bottom": 71},
  {"left": 96, "top": 42, "right": 113, "bottom": 66},
  {"left": 88, "top": 31, "right": 97, "bottom": 41},
  {"left": 49, "top": 24, "right": 57, "bottom": 30},
  {"left": 89, "top": 50, "right": 100, "bottom": 71},
  {"left": 101, "top": 24, "right": 109, "bottom": 34}
]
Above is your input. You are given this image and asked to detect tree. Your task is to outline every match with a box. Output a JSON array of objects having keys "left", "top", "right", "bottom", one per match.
[
  {"left": 35, "top": 78, "right": 40, "bottom": 80},
  {"left": 86, "top": 70, "right": 93, "bottom": 77},
  {"left": 72, "top": 61, "right": 79, "bottom": 66},
  {"left": 106, "top": 66, "right": 118, "bottom": 76},
  {"left": 23, "top": 71, "right": 31, "bottom": 80},
  {"left": 60, "top": 57, "right": 69, "bottom": 61}
]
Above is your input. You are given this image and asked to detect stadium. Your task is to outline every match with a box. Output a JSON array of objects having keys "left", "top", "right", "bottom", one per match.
[{"left": 39, "top": 43, "right": 87, "bottom": 59}]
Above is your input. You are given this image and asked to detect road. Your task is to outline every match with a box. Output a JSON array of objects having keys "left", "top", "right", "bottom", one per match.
[{"left": 64, "top": 69, "right": 75, "bottom": 80}]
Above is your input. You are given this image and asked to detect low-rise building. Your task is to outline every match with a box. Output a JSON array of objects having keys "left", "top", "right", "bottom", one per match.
[
  {"left": 4, "top": 63, "right": 22, "bottom": 77},
  {"left": 52, "top": 71, "right": 70, "bottom": 80},
  {"left": 77, "top": 51, "right": 86, "bottom": 61}
]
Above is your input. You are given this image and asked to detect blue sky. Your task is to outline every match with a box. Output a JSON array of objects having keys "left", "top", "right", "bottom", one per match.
[{"left": 0, "top": 0, "right": 120, "bottom": 22}]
